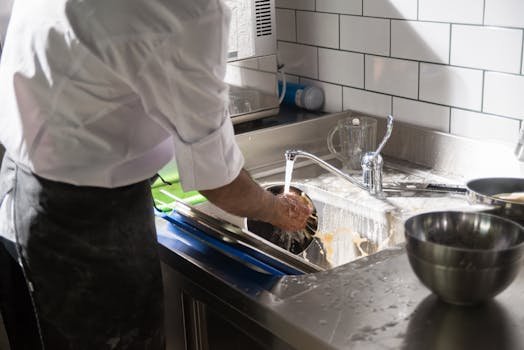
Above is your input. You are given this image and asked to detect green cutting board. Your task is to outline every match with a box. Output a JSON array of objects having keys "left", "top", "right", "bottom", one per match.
[{"left": 151, "top": 163, "right": 207, "bottom": 212}]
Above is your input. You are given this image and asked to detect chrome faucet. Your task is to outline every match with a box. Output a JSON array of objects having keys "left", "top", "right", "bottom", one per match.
[
  {"left": 284, "top": 115, "right": 394, "bottom": 197},
  {"left": 361, "top": 115, "right": 394, "bottom": 196},
  {"left": 284, "top": 149, "right": 368, "bottom": 191}
]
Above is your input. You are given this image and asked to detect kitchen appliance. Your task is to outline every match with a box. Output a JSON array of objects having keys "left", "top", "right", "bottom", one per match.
[
  {"left": 224, "top": 0, "right": 280, "bottom": 123},
  {"left": 225, "top": 0, "right": 276, "bottom": 62}
]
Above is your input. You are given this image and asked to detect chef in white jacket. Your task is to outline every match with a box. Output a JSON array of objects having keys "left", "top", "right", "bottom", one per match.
[{"left": 0, "top": 0, "right": 311, "bottom": 348}]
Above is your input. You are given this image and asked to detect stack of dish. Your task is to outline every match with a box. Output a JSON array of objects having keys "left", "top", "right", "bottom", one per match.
[{"left": 405, "top": 177, "right": 524, "bottom": 305}]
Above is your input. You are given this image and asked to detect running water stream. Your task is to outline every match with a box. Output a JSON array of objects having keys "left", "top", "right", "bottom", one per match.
[{"left": 284, "top": 158, "right": 295, "bottom": 194}]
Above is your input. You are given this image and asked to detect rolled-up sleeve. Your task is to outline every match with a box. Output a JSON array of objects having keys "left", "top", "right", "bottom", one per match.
[
  {"left": 173, "top": 116, "right": 244, "bottom": 191},
  {"left": 125, "top": 0, "right": 244, "bottom": 191}
]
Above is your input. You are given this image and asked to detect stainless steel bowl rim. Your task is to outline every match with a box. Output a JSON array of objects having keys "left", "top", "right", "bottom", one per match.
[
  {"left": 405, "top": 247, "right": 524, "bottom": 269},
  {"left": 404, "top": 210, "right": 524, "bottom": 253},
  {"left": 466, "top": 177, "right": 524, "bottom": 207}
]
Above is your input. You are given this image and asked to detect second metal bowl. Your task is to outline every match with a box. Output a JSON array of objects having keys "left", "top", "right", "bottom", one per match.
[
  {"left": 405, "top": 211, "right": 524, "bottom": 305},
  {"left": 467, "top": 177, "right": 524, "bottom": 225}
]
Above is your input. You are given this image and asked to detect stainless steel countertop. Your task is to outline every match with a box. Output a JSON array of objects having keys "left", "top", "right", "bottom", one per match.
[
  {"left": 157, "top": 215, "right": 524, "bottom": 350},
  {"left": 267, "top": 247, "right": 524, "bottom": 350},
  {"left": 158, "top": 108, "right": 524, "bottom": 349}
]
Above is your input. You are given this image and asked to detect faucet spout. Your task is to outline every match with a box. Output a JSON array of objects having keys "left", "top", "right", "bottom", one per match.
[
  {"left": 284, "top": 149, "right": 367, "bottom": 191},
  {"left": 284, "top": 149, "right": 298, "bottom": 162},
  {"left": 286, "top": 115, "right": 394, "bottom": 197}
]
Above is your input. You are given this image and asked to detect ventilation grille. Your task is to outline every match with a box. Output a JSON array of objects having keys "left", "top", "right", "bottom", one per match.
[{"left": 255, "top": 0, "right": 272, "bottom": 37}]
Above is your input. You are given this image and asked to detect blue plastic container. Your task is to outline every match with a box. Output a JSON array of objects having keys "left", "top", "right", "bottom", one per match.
[{"left": 279, "top": 81, "right": 324, "bottom": 111}]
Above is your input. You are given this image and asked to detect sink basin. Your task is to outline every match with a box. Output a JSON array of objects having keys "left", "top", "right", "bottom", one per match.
[
  {"left": 161, "top": 110, "right": 519, "bottom": 276},
  {"left": 259, "top": 180, "right": 399, "bottom": 270},
  {"left": 182, "top": 111, "right": 480, "bottom": 273},
  {"left": 261, "top": 157, "right": 469, "bottom": 263},
  {"left": 192, "top": 157, "right": 471, "bottom": 272}
]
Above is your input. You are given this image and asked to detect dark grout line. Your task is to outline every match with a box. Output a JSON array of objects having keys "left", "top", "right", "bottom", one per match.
[
  {"left": 275, "top": 7, "right": 524, "bottom": 31},
  {"left": 448, "top": 107, "right": 452, "bottom": 133},
  {"left": 389, "top": 19, "right": 392, "bottom": 57},
  {"left": 338, "top": 14, "right": 341, "bottom": 50},
  {"left": 316, "top": 46, "right": 320, "bottom": 79},
  {"left": 363, "top": 54, "right": 366, "bottom": 89},
  {"left": 448, "top": 23, "right": 452, "bottom": 65},
  {"left": 289, "top": 75, "right": 520, "bottom": 121},
  {"left": 294, "top": 10, "right": 298, "bottom": 42},
  {"left": 391, "top": 95, "right": 394, "bottom": 114},
  {"left": 521, "top": 30, "right": 524, "bottom": 75},
  {"left": 277, "top": 39, "right": 524, "bottom": 77},
  {"left": 417, "top": 62, "right": 421, "bottom": 100},
  {"left": 482, "top": 0, "right": 486, "bottom": 25}
]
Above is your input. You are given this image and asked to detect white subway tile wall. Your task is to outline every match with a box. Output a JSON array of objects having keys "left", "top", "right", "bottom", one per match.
[
  {"left": 391, "top": 20, "right": 450, "bottom": 63},
  {"left": 297, "top": 11, "right": 339, "bottom": 48},
  {"left": 483, "top": 72, "right": 524, "bottom": 119},
  {"left": 419, "top": 64, "right": 483, "bottom": 110},
  {"left": 275, "top": 0, "right": 314, "bottom": 11},
  {"left": 276, "top": 9, "right": 296, "bottom": 42},
  {"left": 363, "top": 0, "right": 417, "bottom": 20},
  {"left": 450, "top": 25, "right": 523, "bottom": 74},
  {"left": 484, "top": 0, "right": 524, "bottom": 28},
  {"left": 365, "top": 56, "right": 418, "bottom": 98},
  {"left": 277, "top": 42, "right": 318, "bottom": 78},
  {"left": 343, "top": 87, "right": 392, "bottom": 116},
  {"left": 319, "top": 48, "right": 364, "bottom": 88},
  {"left": 340, "top": 15, "right": 389, "bottom": 56},
  {"left": 316, "top": 0, "right": 361, "bottom": 15},
  {"left": 419, "top": 0, "right": 484, "bottom": 24},
  {"left": 451, "top": 109, "right": 521, "bottom": 145},
  {"left": 276, "top": 1, "right": 524, "bottom": 143},
  {"left": 393, "top": 98, "right": 450, "bottom": 132}
]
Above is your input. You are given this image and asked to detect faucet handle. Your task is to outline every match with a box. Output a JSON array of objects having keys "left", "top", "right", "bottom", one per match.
[
  {"left": 373, "top": 115, "right": 394, "bottom": 158},
  {"left": 361, "top": 115, "right": 393, "bottom": 196}
]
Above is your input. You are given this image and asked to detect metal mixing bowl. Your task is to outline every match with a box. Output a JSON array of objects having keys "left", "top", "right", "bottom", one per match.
[{"left": 405, "top": 211, "right": 524, "bottom": 305}]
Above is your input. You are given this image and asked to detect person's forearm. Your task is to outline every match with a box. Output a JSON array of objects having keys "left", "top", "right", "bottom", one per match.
[{"left": 200, "top": 169, "right": 277, "bottom": 223}]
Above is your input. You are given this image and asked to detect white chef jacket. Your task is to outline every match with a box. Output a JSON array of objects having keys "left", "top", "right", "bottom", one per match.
[
  {"left": 0, "top": 0, "right": 13, "bottom": 45},
  {"left": 0, "top": 0, "right": 244, "bottom": 191}
]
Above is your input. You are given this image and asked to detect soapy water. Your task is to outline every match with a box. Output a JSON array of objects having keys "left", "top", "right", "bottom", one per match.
[
  {"left": 309, "top": 201, "right": 394, "bottom": 267},
  {"left": 298, "top": 173, "right": 406, "bottom": 267},
  {"left": 279, "top": 165, "right": 400, "bottom": 268},
  {"left": 275, "top": 165, "right": 469, "bottom": 270}
]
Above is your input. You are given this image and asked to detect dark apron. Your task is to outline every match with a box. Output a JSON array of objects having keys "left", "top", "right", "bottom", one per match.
[{"left": 0, "top": 157, "right": 164, "bottom": 349}]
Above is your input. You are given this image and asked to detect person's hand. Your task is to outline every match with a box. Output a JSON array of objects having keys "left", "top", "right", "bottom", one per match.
[{"left": 270, "top": 192, "right": 313, "bottom": 232}]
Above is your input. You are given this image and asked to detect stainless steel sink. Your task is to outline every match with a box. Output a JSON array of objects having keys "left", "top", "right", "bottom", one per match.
[
  {"left": 190, "top": 156, "right": 471, "bottom": 273},
  {"left": 257, "top": 158, "right": 471, "bottom": 265},
  {"left": 174, "top": 111, "right": 492, "bottom": 274}
]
